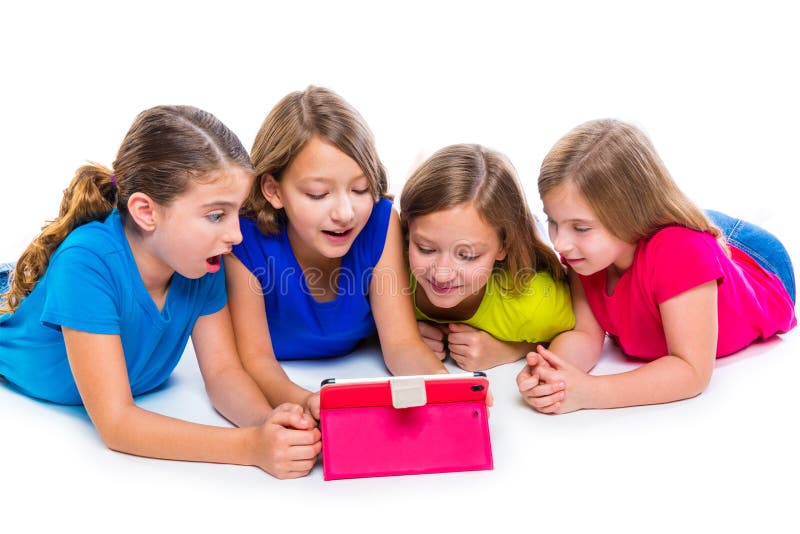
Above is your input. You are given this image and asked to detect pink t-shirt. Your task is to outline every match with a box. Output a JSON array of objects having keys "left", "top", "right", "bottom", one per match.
[{"left": 579, "top": 226, "right": 796, "bottom": 359}]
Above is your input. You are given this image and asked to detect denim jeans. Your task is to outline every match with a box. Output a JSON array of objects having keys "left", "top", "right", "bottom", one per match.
[
  {"left": 706, "top": 210, "right": 796, "bottom": 304},
  {"left": 0, "top": 261, "right": 13, "bottom": 298}
]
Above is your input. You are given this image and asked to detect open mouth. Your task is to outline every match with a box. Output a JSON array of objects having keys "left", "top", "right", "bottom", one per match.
[
  {"left": 322, "top": 229, "right": 353, "bottom": 240},
  {"left": 206, "top": 255, "right": 222, "bottom": 273}
]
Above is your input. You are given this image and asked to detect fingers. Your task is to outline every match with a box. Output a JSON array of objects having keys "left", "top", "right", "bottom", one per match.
[
  {"left": 268, "top": 403, "right": 315, "bottom": 430},
  {"left": 536, "top": 344, "right": 565, "bottom": 369},
  {"left": 516, "top": 370, "right": 540, "bottom": 392},
  {"left": 522, "top": 390, "right": 566, "bottom": 412},
  {"left": 421, "top": 336, "right": 446, "bottom": 354},
  {"left": 306, "top": 392, "right": 321, "bottom": 421},
  {"left": 418, "top": 321, "right": 445, "bottom": 341},
  {"left": 447, "top": 323, "right": 477, "bottom": 333}
]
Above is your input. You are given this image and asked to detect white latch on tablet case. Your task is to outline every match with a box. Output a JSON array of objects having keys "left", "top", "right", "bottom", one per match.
[{"left": 389, "top": 376, "right": 427, "bottom": 409}]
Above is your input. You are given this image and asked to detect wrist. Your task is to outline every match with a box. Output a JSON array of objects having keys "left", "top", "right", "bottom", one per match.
[{"left": 237, "top": 426, "right": 260, "bottom": 467}]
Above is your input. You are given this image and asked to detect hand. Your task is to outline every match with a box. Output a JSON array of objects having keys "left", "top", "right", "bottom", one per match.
[
  {"left": 446, "top": 323, "right": 515, "bottom": 371},
  {"left": 252, "top": 403, "right": 321, "bottom": 479},
  {"left": 517, "top": 350, "right": 564, "bottom": 413},
  {"left": 304, "top": 391, "right": 321, "bottom": 421},
  {"left": 520, "top": 346, "right": 592, "bottom": 414},
  {"left": 417, "top": 321, "right": 449, "bottom": 361}
]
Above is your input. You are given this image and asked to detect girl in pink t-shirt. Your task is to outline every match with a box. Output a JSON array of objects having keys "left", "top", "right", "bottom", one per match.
[{"left": 517, "top": 119, "right": 796, "bottom": 414}]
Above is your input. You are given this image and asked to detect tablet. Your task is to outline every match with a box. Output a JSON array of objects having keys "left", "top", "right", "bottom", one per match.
[{"left": 319, "top": 372, "right": 493, "bottom": 480}]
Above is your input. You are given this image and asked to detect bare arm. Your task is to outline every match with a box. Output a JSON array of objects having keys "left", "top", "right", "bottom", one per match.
[
  {"left": 63, "top": 324, "right": 320, "bottom": 477},
  {"left": 544, "top": 269, "right": 606, "bottom": 372},
  {"left": 370, "top": 210, "right": 447, "bottom": 375},
  {"left": 582, "top": 280, "right": 718, "bottom": 408},
  {"left": 224, "top": 254, "right": 315, "bottom": 411},
  {"left": 526, "top": 280, "right": 718, "bottom": 413}
]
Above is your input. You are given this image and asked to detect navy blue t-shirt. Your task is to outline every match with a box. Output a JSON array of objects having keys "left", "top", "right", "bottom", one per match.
[{"left": 232, "top": 198, "right": 392, "bottom": 360}]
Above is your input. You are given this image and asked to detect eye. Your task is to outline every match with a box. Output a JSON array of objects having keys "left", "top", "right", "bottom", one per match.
[
  {"left": 574, "top": 226, "right": 591, "bottom": 233},
  {"left": 306, "top": 192, "right": 328, "bottom": 200},
  {"left": 207, "top": 212, "right": 224, "bottom": 223},
  {"left": 352, "top": 187, "right": 370, "bottom": 195},
  {"left": 457, "top": 252, "right": 479, "bottom": 261},
  {"left": 546, "top": 218, "right": 556, "bottom": 226},
  {"left": 415, "top": 243, "right": 435, "bottom": 255}
]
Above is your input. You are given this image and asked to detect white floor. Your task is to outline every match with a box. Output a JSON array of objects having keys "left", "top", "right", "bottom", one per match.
[
  {"left": 3, "top": 325, "right": 799, "bottom": 533},
  {"left": 2, "top": 2, "right": 798, "bottom": 533}
]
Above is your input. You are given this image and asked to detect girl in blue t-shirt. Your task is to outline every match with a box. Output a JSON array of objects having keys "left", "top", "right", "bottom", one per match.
[
  {"left": 226, "top": 86, "right": 448, "bottom": 419},
  {"left": 0, "top": 106, "right": 320, "bottom": 479}
]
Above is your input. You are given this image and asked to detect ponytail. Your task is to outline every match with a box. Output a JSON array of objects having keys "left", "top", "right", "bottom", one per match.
[
  {"left": 1, "top": 164, "right": 116, "bottom": 314},
  {"left": 2, "top": 104, "right": 253, "bottom": 315}
]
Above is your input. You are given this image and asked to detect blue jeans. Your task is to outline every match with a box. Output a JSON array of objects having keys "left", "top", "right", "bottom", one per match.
[
  {"left": 0, "top": 262, "right": 13, "bottom": 298},
  {"left": 706, "top": 210, "right": 796, "bottom": 304}
]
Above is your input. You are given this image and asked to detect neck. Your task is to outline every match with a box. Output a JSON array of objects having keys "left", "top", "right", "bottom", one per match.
[
  {"left": 417, "top": 282, "right": 488, "bottom": 322},
  {"left": 124, "top": 224, "right": 173, "bottom": 296}
]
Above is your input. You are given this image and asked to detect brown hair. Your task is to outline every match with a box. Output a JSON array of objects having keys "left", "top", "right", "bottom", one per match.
[
  {"left": 245, "top": 86, "right": 388, "bottom": 235},
  {"left": 539, "top": 118, "right": 720, "bottom": 243},
  {"left": 400, "top": 143, "right": 565, "bottom": 294},
  {"left": 1, "top": 105, "right": 253, "bottom": 314}
]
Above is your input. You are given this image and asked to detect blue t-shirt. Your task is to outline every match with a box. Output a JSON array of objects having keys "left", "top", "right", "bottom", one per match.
[
  {"left": 0, "top": 210, "right": 227, "bottom": 405},
  {"left": 232, "top": 198, "right": 393, "bottom": 360}
]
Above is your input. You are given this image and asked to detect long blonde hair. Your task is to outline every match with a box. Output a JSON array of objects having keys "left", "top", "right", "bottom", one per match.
[
  {"left": 1, "top": 105, "right": 253, "bottom": 314},
  {"left": 245, "top": 86, "right": 388, "bottom": 235},
  {"left": 539, "top": 119, "right": 720, "bottom": 243},
  {"left": 400, "top": 143, "right": 565, "bottom": 294}
]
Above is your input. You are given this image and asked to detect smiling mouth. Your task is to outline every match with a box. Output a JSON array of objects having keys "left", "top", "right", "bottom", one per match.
[
  {"left": 323, "top": 229, "right": 353, "bottom": 238},
  {"left": 429, "top": 281, "right": 462, "bottom": 294}
]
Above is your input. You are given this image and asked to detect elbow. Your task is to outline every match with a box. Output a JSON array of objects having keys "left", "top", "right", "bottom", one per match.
[{"left": 686, "top": 364, "right": 714, "bottom": 399}]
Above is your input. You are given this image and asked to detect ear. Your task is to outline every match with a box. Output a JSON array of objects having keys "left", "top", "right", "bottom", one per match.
[
  {"left": 260, "top": 174, "right": 284, "bottom": 210},
  {"left": 495, "top": 242, "right": 508, "bottom": 262},
  {"left": 127, "top": 192, "right": 159, "bottom": 232}
]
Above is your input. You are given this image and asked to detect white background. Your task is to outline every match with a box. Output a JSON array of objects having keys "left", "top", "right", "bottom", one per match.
[{"left": 1, "top": 1, "right": 798, "bottom": 533}]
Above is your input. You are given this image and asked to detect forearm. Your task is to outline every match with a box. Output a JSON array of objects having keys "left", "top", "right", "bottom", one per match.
[
  {"left": 547, "top": 330, "right": 604, "bottom": 372},
  {"left": 242, "top": 356, "right": 313, "bottom": 409},
  {"left": 204, "top": 365, "right": 275, "bottom": 428},
  {"left": 495, "top": 340, "right": 537, "bottom": 366},
  {"left": 585, "top": 355, "right": 711, "bottom": 409},
  {"left": 383, "top": 337, "right": 447, "bottom": 375},
  {"left": 98, "top": 404, "right": 257, "bottom": 467}
]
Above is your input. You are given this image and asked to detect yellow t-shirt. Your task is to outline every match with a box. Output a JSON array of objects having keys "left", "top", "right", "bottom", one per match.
[{"left": 413, "top": 270, "right": 575, "bottom": 343}]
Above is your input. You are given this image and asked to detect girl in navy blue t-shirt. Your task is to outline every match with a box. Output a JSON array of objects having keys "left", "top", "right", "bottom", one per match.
[{"left": 226, "top": 86, "right": 449, "bottom": 419}]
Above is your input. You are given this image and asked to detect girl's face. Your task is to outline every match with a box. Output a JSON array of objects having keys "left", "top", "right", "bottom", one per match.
[
  {"left": 148, "top": 165, "right": 253, "bottom": 280},
  {"left": 263, "top": 136, "right": 375, "bottom": 264},
  {"left": 541, "top": 182, "right": 636, "bottom": 276},
  {"left": 408, "top": 202, "right": 506, "bottom": 310}
]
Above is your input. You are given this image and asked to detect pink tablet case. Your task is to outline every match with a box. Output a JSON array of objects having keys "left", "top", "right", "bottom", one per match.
[{"left": 320, "top": 376, "right": 493, "bottom": 480}]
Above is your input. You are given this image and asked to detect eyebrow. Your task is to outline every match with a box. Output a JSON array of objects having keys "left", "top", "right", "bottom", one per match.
[
  {"left": 543, "top": 211, "right": 594, "bottom": 224},
  {"left": 412, "top": 233, "right": 490, "bottom": 249},
  {"left": 299, "top": 174, "right": 368, "bottom": 184},
  {"left": 200, "top": 201, "right": 240, "bottom": 209}
]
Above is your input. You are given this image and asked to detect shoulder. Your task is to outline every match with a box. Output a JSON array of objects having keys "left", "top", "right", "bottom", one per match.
[
  {"left": 53, "top": 214, "right": 126, "bottom": 270},
  {"left": 645, "top": 226, "right": 720, "bottom": 256},
  {"left": 485, "top": 270, "right": 563, "bottom": 302},
  {"left": 353, "top": 198, "right": 395, "bottom": 265}
]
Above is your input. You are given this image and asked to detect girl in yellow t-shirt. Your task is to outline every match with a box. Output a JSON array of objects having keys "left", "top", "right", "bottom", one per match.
[{"left": 400, "top": 144, "right": 575, "bottom": 371}]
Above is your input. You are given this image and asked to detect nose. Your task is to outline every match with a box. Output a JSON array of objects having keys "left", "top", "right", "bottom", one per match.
[
  {"left": 331, "top": 194, "right": 355, "bottom": 224},
  {"left": 550, "top": 229, "right": 571, "bottom": 255},
  {"left": 431, "top": 255, "right": 457, "bottom": 283},
  {"left": 226, "top": 217, "right": 243, "bottom": 246}
]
